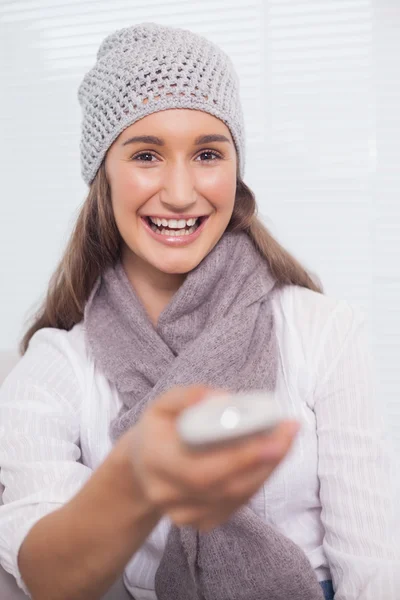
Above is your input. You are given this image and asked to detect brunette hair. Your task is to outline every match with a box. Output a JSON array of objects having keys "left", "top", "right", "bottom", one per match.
[{"left": 20, "top": 161, "right": 323, "bottom": 354}]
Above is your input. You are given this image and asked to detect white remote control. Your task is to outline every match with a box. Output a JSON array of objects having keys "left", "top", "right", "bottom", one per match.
[{"left": 177, "top": 390, "right": 298, "bottom": 448}]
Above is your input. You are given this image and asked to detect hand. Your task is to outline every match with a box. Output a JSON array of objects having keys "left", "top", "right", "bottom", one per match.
[{"left": 124, "top": 385, "right": 300, "bottom": 532}]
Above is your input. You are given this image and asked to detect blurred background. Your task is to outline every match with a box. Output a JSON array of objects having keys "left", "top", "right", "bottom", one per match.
[{"left": 0, "top": 0, "right": 399, "bottom": 456}]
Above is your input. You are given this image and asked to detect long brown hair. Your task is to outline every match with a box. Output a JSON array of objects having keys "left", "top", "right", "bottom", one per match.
[{"left": 20, "top": 161, "right": 323, "bottom": 354}]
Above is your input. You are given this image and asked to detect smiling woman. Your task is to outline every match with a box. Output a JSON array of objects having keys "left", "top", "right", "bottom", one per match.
[{"left": 0, "top": 19, "right": 396, "bottom": 600}]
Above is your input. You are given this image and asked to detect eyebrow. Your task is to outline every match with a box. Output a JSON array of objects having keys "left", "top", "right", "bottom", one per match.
[{"left": 121, "top": 134, "right": 231, "bottom": 147}]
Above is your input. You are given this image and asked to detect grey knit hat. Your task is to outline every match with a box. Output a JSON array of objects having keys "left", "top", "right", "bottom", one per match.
[{"left": 77, "top": 22, "right": 246, "bottom": 186}]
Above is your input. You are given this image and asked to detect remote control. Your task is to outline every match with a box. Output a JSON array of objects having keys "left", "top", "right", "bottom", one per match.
[{"left": 177, "top": 390, "right": 298, "bottom": 449}]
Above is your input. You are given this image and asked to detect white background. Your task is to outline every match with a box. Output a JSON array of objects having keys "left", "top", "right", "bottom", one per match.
[{"left": 0, "top": 0, "right": 399, "bottom": 456}]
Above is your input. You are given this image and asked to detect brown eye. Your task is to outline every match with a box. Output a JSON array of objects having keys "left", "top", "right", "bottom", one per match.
[
  {"left": 196, "top": 150, "right": 222, "bottom": 162},
  {"left": 131, "top": 152, "right": 157, "bottom": 162}
]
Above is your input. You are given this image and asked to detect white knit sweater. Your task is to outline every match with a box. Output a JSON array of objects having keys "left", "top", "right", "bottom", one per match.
[{"left": 0, "top": 284, "right": 397, "bottom": 599}]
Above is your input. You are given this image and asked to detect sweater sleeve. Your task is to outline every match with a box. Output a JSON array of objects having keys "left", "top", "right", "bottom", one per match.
[
  {"left": 0, "top": 328, "right": 93, "bottom": 596},
  {"left": 312, "top": 301, "right": 399, "bottom": 600}
]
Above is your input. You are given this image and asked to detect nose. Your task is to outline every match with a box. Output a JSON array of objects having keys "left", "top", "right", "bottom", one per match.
[{"left": 160, "top": 159, "right": 197, "bottom": 213}]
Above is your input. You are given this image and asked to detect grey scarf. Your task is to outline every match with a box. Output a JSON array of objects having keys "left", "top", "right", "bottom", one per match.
[{"left": 84, "top": 231, "right": 324, "bottom": 600}]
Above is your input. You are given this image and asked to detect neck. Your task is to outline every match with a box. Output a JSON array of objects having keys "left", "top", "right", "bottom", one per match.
[{"left": 122, "top": 250, "right": 187, "bottom": 326}]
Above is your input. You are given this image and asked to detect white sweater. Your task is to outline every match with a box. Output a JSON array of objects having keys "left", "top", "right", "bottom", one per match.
[{"left": 0, "top": 284, "right": 397, "bottom": 600}]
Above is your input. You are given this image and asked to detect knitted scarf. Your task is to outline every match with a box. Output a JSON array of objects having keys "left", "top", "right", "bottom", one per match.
[{"left": 84, "top": 230, "right": 324, "bottom": 600}]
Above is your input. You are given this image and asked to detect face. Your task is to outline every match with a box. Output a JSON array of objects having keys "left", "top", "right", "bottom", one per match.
[{"left": 104, "top": 109, "right": 238, "bottom": 278}]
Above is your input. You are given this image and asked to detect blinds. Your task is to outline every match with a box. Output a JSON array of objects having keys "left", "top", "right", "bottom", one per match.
[
  {"left": 261, "top": 0, "right": 399, "bottom": 455},
  {"left": 0, "top": 0, "right": 264, "bottom": 137},
  {"left": 264, "top": 0, "right": 374, "bottom": 192},
  {"left": 373, "top": 1, "right": 400, "bottom": 454}
]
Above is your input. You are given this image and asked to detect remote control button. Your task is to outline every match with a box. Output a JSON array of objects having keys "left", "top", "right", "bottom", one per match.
[{"left": 220, "top": 407, "right": 241, "bottom": 430}]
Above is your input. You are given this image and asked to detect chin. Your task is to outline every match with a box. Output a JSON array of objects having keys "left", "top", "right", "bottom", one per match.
[
  {"left": 144, "top": 240, "right": 207, "bottom": 271},
  {"left": 153, "top": 258, "right": 199, "bottom": 275}
]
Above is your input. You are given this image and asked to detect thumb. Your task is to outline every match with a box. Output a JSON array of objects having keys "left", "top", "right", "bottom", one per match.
[{"left": 154, "top": 384, "right": 216, "bottom": 417}]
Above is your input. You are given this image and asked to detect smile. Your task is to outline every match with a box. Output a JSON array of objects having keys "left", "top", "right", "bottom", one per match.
[
  {"left": 141, "top": 215, "right": 209, "bottom": 246},
  {"left": 145, "top": 216, "right": 207, "bottom": 236}
]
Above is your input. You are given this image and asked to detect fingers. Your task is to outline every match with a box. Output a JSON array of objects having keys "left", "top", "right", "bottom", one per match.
[
  {"left": 256, "top": 420, "right": 300, "bottom": 460},
  {"left": 220, "top": 460, "right": 281, "bottom": 500},
  {"left": 166, "top": 460, "right": 277, "bottom": 530},
  {"left": 177, "top": 419, "right": 300, "bottom": 489},
  {"left": 149, "top": 419, "right": 300, "bottom": 503}
]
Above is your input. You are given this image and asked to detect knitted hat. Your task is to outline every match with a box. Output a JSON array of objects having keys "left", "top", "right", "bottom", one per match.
[{"left": 77, "top": 22, "right": 246, "bottom": 186}]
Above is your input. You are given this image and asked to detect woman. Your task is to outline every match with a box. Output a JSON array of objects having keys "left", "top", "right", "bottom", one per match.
[{"left": 0, "top": 22, "right": 396, "bottom": 600}]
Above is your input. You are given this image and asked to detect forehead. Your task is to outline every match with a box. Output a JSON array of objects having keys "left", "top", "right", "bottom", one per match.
[{"left": 119, "top": 108, "right": 233, "bottom": 143}]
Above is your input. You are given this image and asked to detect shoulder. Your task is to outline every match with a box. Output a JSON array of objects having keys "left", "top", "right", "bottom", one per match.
[
  {"left": 27, "top": 321, "right": 88, "bottom": 357},
  {"left": 270, "top": 284, "right": 369, "bottom": 400},
  {"left": 26, "top": 323, "right": 90, "bottom": 381},
  {"left": 0, "top": 323, "right": 92, "bottom": 412},
  {"left": 271, "top": 283, "right": 366, "bottom": 340}
]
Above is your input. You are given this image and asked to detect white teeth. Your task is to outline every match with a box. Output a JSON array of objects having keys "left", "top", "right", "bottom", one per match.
[
  {"left": 155, "top": 226, "right": 196, "bottom": 236},
  {"left": 150, "top": 224, "right": 197, "bottom": 237},
  {"left": 149, "top": 217, "right": 199, "bottom": 229}
]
